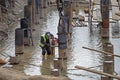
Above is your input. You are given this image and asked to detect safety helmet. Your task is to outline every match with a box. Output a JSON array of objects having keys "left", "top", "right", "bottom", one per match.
[{"left": 45, "top": 32, "right": 51, "bottom": 39}]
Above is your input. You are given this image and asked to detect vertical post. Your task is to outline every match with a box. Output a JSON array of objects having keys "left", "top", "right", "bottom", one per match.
[
  {"left": 40, "top": 0, "right": 44, "bottom": 8},
  {"left": 31, "top": 0, "right": 36, "bottom": 30},
  {"left": 26, "top": 2, "right": 33, "bottom": 28},
  {"left": 72, "top": 0, "right": 76, "bottom": 11},
  {"left": 35, "top": 0, "right": 41, "bottom": 24},
  {"left": 53, "top": 58, "right": 63, "bottom": 69},
  {"left": 11, "top": 0, "right": 15, "bottom": 7},
  {"left": 88, "top": 0, "right": 92, "bottom": 31},
  {"left": 9, "top": 0, "right": 15, "bottom": 8},
  {"left": 117, "top": 0, "right": 120, "bottom": 10},
  {"left": 100, "top": 0, "right": 110, "bottom": 38},
  {"left": 0, "top": 5, "right": 2, "bottom": 22},
  {"left": 39, "top": 0, "right": 44, "bottom": 19},
  {"left": 20, "top": 18, "right": 30, "bottom": 46},
  {"left": 43, "top": 0, "right": 48, "bottom": 8},
  {"left": 101, "top": 42, "right": 114, "bottom": 80},
  {"left": 27, "top": 0, "right": 35, "bottom": 30},
  {"left": 15, "top": 28, "right": 24, "bottom": 54},
  {"left": 0, "top": 0, "right": 6, "bottom": 13},
  {"left": 55, "top": 0, "right": 71, "bottom": 76},
  {"left": 69, "top": 1, "right": 73, "bottom": 38}
]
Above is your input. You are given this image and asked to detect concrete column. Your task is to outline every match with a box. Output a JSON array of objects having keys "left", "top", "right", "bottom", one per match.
[
  {"left": 100, "top": 0, "right": 110, "bottom": 38},
  {"left": 15, "top": 28, "right": 24, "bottom": 54}
]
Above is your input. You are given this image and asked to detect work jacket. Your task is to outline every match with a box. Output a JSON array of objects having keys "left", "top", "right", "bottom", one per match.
[{"left": 39, "top": 34, "right": 50, "bottom": 47}]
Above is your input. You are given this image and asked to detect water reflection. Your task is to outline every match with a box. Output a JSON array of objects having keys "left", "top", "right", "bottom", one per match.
[
  {"left": 1, "top": 5, "right": 120, "bottom": 80},
  {"left": 41, "top": 55, "right": 54, "bottom": 75}
]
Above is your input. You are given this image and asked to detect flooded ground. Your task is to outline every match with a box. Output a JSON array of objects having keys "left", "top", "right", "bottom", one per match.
[{"left": 1, "top": 5, "right": 120, "bottom": 80}]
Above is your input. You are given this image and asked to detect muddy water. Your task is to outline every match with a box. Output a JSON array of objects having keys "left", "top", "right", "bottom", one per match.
[{"left": 1, "top": 6, "right": 120, "bottom": 80}]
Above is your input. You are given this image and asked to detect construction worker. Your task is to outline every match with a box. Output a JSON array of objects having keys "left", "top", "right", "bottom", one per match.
[{"left": 39, "top": 32, "right": 52, "bottom": 57}]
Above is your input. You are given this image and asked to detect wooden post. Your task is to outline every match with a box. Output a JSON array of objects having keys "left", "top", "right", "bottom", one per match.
[
  {"left": 9, "top": 0, "right": 15, "bottom": 8},
  {"left": 69, "top": 2, "right": 73, "bottom": 35},
  {"left": 9, "top": 55, "right": 20, "bottom": 64},
  {"left": 51, "top": 69, "right": 60, "bottom": 76},
  {"left": 35, "top": 0, "right": 40, "bottom": 24},
  {"left": 43, "top": 0, "right": 48, "bottom": 8},
  {"left": 24, "top": 5, "right": 32, "bottom": 28},
  {"left": 24, "top": 5, "right": 32, "bottom": 45},
  {"left": 58, "top": 33, "right": 67, "bottom": 59},
  {"left": 101, "top": 76, "right": 113, "bottom": 80},
  {"left": 40, "top": 0, "right": 44, "bottom": 8},
  {"left": 103, "top": 61, "right": 114, "bottom": 74},
  {"left": 15, "top": 28, "right": 24, "bottom": 54},
  {"left": 117, "top": 0, "right": 120, "bottom": 10},
  {"left": 31, "top": 0, "right": 36, "bottom": 30},
  {"left": 0, "top": 0, "right": 7, "bottom": 13},
  {"left": 59, "top": 49, "right": 67, "bottom": 59},
  {"left": 88, "top": 0, "right": 92, "bottom": 31},
  {"left": 102, "top": 42, "right": 114, "bottom": 80},
  {"left": 100, "top": 0, "right": 110, "bottom": 38},
  {"left": 0, "top": 5, "right": 2, "bottom": 22},
  {"left": 103, "top": 43, "right": 114, "bottom": 61},
  {"left": 20, "top": 18, "right": 30, "bottom": 46},
  {"left": 27, "top": 0, "right": 35, "bottom": 30},
  {"left": 50, "top": 47, "right": 55, "bottom": 55},
  {"left": 58, "top": 0, "right": 72, "bottom": 59},
  {"left": 72, "top": 0, "right": 76, "bottom": 11},
  {"left": 53, "top": 58, "right": 63, "bottom": 70},
  {"left": 39, "top": 0, "right": 44, "bottom": 19},
  {"left": 58, "top": 16, "right": 68, "bottom": 59}
]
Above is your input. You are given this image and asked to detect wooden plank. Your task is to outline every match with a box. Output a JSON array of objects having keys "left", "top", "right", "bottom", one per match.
[
  {"left": 82, "top": 46, "right": 120, "bottom": 58},
  {"left": 75, "top": 66, "right": 120, "bottom": 79},
  {"left": 83, "top": 20, "right": 116, "bottom": 23}
]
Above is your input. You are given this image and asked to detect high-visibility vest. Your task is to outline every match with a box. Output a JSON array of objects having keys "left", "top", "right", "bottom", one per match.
[{"left": 39, "top": 34, "right": 46, "bottom": 47}]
